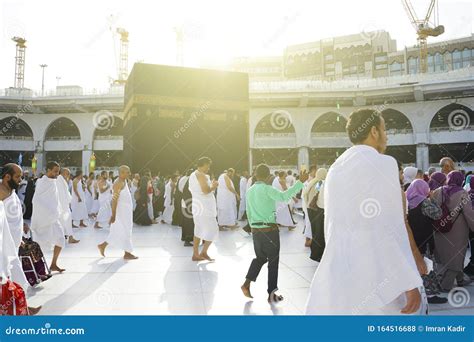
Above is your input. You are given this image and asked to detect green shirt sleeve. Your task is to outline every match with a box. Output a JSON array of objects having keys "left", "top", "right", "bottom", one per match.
[{"left": 265, "top": 181, "right": 304, "bottom": 202}]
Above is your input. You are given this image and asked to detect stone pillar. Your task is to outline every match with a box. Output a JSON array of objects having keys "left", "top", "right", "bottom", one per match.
[
  {"left": 248, "top": 149, "right": 253, "bottom": 173},
  {"left": 35, "top": 152, "right": 44, "bottom": 175},
  {"left": 82, "top": 150, "right": 92, "bottom": 175},
  {"left": 297, "top": 146, "right": 309, "bottom": 170},
  {"left": 416, "top": 143, "right": 429, "bottom": 171}
]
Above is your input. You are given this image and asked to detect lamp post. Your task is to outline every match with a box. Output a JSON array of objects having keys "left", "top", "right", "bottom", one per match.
[{"left": 40, "top": 64, "right": 48, "bottom": 96}]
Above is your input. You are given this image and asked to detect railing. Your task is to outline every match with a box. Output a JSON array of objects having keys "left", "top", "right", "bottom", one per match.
[
  {"left": 45, "top": 136, "right": 81, "bottom": 141},
  {"left": 1, "top": 67, "right": 472, "bottom": 99},
  {"left": 93, "top": 135, "right": 123, "bottom": 140},
  {"left": 311, "top": 132, "right": 347, "bottom": 137},
  {"left": 0, "top": 135, "right": 33, "bottom": 140},
  {"left": 386, "top": 128, "right": 414, "bottom": 135},
  {"left": 254, "top": 132, "right": 296, "bottom": 137},
  {"left": 249, "top": 67, "right": 474, "bottom": 92},
  {"left": 0, "top": 86, "right": 125, "bottom": 98},
  {"left": 430, "top": 126, "right": 473, "bottom": 132}
]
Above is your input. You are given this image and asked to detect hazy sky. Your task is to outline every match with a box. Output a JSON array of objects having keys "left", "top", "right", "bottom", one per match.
[{"left": 0, "top": 0, "right": 472, "bottom": 91}]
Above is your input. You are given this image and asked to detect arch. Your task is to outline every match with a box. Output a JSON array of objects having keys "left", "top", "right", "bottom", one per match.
[
  {"left": 44, "top": 117, "right": 81, "bottom": 140},
  {"left": 381, "top": 108, "right": 414, "bottom": 132},
  {"left": 429, "top": 103, "right": 473, "bottom": 131},
  {"left": 311, "top": 112, "right": 347, "bottom": 134},
  {"left": 0, "top": 116, "right": 33, "bottom": 138},
  {"left": 254, "top": 111, "right": 295, "bottom": 135},
  {"left": 45, "top": 151, "right": 82, "bottom": 167},
  {"left": 252, "top": 148, "right": 298, "bottom": 167},
  {"left": 93, "top": 116, "right": 123, "bottom": 138}
]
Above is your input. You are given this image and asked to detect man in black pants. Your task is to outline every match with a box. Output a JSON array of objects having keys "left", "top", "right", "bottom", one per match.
[{"left": 241, "top": 164, "right": 308, "bottom": 303}]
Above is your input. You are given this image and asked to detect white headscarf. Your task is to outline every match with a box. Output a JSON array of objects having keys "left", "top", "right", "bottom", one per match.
[{"left": 403, "top": 166, "right": 418, "bottom": 186}]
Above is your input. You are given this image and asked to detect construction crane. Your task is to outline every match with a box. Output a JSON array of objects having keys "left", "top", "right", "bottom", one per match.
[
  {"left": 114, "top": 27, "right": 129, "bottom": 84},
  {"left": 402, "top": 0, "right": 444, "bottom": 73},
  {"left": 12, "top": 37, "right": 27, "bottom": 88}
]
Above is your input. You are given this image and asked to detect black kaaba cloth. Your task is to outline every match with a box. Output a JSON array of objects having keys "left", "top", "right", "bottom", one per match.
[{"left": 123, "top": 63, "right": 249, "bottom": 175}]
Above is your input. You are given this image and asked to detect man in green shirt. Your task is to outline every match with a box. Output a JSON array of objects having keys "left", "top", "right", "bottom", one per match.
[{"left": 241, "top": 163, "right": 308, "bottom": 303}]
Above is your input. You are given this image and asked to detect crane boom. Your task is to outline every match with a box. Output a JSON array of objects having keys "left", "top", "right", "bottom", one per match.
[
  {"left": 401, "top": 0, "right": 444, "bottom": 73},
  {"left": 424, "top": 0, "right": 436, "bottom": 24},
  {"left": 402, "top": 0, "right": 419, "bottom": 31}
]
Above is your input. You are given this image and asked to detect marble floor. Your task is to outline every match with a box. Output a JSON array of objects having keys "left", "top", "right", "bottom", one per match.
[{"left": 26, "top": 216, "right": 473, "bottom": 315}]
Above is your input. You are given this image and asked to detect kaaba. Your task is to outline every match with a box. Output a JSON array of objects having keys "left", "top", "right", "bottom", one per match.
[{"left": 123, "top": 63, "right": 249, "bottom": 176}]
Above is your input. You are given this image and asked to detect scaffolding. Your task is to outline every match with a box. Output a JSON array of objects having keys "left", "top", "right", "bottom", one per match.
[{"left": 12, "top": 37, "right": 27, "bottom": 88}]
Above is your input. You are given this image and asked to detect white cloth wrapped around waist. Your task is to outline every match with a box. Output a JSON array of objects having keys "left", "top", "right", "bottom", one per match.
[
  {"left": 3, "top": 192, "right": 23, "bottom": 248},
  {"left": 0, "top": 202, "right": 28, "bottom": 289},
  {"left": 189, "top": 171, "right": 217, "bottom": 217},
  {"left": 31, "top": 176, "right": 63, "bottom": 250},
  {"left": 31, "top": 176, "right": 61, "bottom": 232},
  {"left": 306, "top": 145, "right": 422, "bottom": 315}
]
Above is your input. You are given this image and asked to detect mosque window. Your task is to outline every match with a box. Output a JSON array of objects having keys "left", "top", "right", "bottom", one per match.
[
  {"left": 389, "top": 62, "right": 404, "bottom": 76},
  {"left": 434, "top": 52, "right": 444, "bottom": 71},
  {"left": 408, "top": 57, "right": 418, "bottom": 74}
]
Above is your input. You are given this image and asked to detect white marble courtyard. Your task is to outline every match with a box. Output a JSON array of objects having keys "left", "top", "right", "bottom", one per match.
[{"left": 27, "top": 217, "right": 473, "bottom": 315}]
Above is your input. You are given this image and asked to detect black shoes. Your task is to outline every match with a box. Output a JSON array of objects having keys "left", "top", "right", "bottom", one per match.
[
  {"left": 427, "top": 296, "right": 448, "bottom": 304},
  {"left": 463, "top": 262, "right": 474, "bottom": 279}
]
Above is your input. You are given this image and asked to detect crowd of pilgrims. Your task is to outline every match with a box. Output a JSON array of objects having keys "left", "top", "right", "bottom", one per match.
[{"left": 0, "top": 152, "right": 473, "bottom": 315}]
